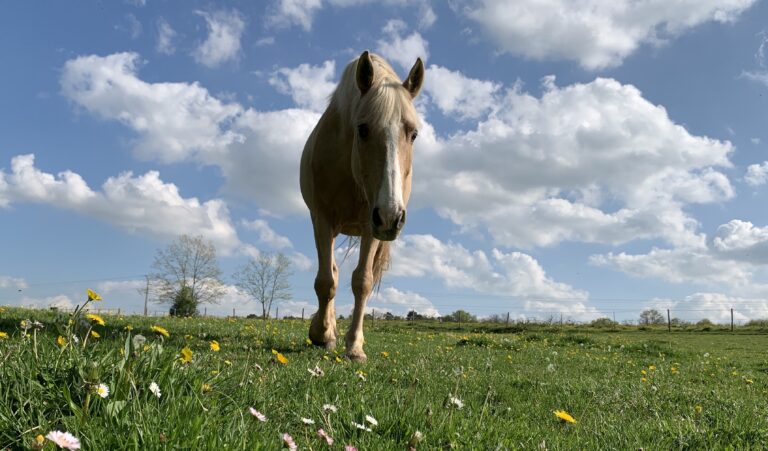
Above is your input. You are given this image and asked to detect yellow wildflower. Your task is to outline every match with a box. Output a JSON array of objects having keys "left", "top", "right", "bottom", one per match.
[
  {"left": 381, "top": 351, "right": 389, "bottom": 358},
  {"left": 202, "top": 383, "right": 212, "bottom": 393},
  {"left": 745, "top": 379, "right": 754, "bottom": 384},
  {"left": 695, "top": 405, "right": 703, "bottom": 414},
  {"left": 641, "top": 369, "right": 647, "bottom": 376},
  {"left": 180, "top": 346, "right": 193, "bottom": 363},
  {"left": 87, "top": 288, "right": 102, "bottom": 301},
  {"left": 648, "top": 365, "right": 656, "bottom": 371},
  {"left": 335, "top": 356, "right": 342, "bottom": 363},
  {"left": 86, "top": 313, "right": 105, "bottom": 326},
  {"left": 90, "top": 330, "right": 100, "bottom": 338},
  {"left": 210, "top": 340, "right": 220, "bottom": 352},
  {"left": 124, "top": 325, "right": 134, "bottom": 331},
  {"left": 276, "top": 352, "right": 289, "bottom": 365},
  {"left": 151, "top": 325, "right": 170, "bottom": 338},
  {"left": 224, "top": 360, "right": 232, "bottom": 366},
  {"left": 0, "top": 331, "right": 8, "bottom": 339},
  {"left": 306, "top": 338, "right": 313, "bottom": 345},
  {"left": 34, "top": 434, "right": 45, "bottom": 447},
  {"left": 56, "top": 335, "right": 67, "bottom": 346},
  {"left": 554, "top": 410, "right": 577, "bottom": 424},
  {"left": 641, "top": 377, "right": 647, "bottom": 383}
]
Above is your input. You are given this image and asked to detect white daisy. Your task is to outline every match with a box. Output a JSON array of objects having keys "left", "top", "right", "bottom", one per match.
[
  {"left": 149, "top": 381, "right": 161, "bottom": 398},
  {"left": 248, "top": 407, "right": 267, "bottom": 422},
  {"left": 95, "top": 383, "right": 109, "bottom": 398},
  {"left": 45, "top": 431, "right": 81, "bottom": 450},
  {"left": 365, "top": 415, "right": 378, "bottom": 427}
]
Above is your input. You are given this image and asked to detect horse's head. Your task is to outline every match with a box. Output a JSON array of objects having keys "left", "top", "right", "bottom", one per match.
[{"left": 351, "top": 51, "right": 424, "bottom": 241}]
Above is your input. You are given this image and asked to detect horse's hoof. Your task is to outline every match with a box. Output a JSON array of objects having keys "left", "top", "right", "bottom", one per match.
[
  {"left": 310, "top": 336, "right": 336, "bottom": 350},
  {"left": 346, "top": 350, "right": 367, "bottom": 363}
]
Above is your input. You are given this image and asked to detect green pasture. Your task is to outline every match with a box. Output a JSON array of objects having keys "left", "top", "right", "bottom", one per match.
[{"left": 1, "top": 306, "right": 766, "bottom": 450}]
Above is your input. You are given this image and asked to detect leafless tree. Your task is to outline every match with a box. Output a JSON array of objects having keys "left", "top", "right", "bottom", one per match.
[
  {"left": 150, "top": 235, "right": 225, "bottom": 315},
  {"left": 234, "top": 252, "right": 293, "bottom": 319}
]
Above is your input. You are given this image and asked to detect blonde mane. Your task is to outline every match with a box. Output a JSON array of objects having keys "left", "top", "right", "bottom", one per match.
[{"left": 330, "top": 53, "right": 417, "bottom": 129}]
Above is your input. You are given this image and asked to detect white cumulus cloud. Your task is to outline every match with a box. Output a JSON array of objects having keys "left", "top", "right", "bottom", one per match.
[
  {"left": 269, "top": 60, "right": 336, "bottom": 112},
  {"left": 376, "top": 20, "right": 429, "bottom": 72},
  {"left": 745, "top": 161, "right": 768, "bottom": 186},
  {"left": 464, "top": 0, "right": 757, "bottom": 69},
  {"left": 193, "top": 9, "right": 246, "bottom": 68}
]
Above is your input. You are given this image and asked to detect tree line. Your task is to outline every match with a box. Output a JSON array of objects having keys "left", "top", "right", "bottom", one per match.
[{"left": 149, "top": 235, "right": 292, "bottom": 318}]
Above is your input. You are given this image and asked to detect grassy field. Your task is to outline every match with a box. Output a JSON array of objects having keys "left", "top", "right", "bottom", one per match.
[{"left": 1, "top": 302, "right": 767, "bottom": 450}]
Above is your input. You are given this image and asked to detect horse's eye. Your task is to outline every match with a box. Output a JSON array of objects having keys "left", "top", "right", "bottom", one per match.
[
  {"left": 410, "top": 130, "right": 418, "bottom": 142},
  {"left": 357, "top": 123, "right": 369, "bottom": 139}
]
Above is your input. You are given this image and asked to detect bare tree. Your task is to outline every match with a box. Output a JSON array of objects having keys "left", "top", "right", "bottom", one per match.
[
  {"left": 150, "top": 235, "right": 225, "bottom": 316},
  {"left": 234, "top": 252, "right": 293, "bottom": 319}
]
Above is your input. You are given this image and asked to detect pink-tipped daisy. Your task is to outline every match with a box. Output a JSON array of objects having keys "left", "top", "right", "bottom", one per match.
[
  {"left": 282, "top": 433, "right": 297, "bottom": 450},
  {"left": 45, "top": 431, "right": 81, "bottom": 450},
  {"left": 249, "top": 407, "right": 267, "bottom": 422},
  {"left": 317, "top": 428, "right": 334, "bottom": 446}
]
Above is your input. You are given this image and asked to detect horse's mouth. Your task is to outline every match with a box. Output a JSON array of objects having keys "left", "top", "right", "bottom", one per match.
[{"left": 372, "top": 227, "right": 401, "bottom": 241}]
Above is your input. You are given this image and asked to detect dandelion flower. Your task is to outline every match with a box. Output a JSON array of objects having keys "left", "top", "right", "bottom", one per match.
[
  {"left": 210, "top": 340, "right": 220, "bottom": 352},
  {"left": 554, "top": 410, "right": 577, "bottom": 424},
  {"left": 381, "top": 351, "right": 389, "bottom": 358},
  {"left": 34, "top": 434, "right": 45, "bottom": 448},
  {"left": 224, "top": 360, "right": 232, "bottom": 366},
  {"left": 282, "top": 433, "right": 297, "bottom": 450},
  {"left": 276, "top": 352, "right": 289, "bottom": 365},
  {"left": 323, "top": 404, "right": 338, "bottom": 413},
  {"left": 180, "top": 346, "right": 193, "bottom": 364},
  {"left": 86, "top": 313, "right": 105, "bottom": 326},
  {"left": 301, "top": 417, "right": 315, "bottom": 425},
  {"left": 149, "top": 381, "right": 161, "bottom": 398},
  {"left": 54, "top": 335, "right": 66, "bottom": 346},
  {"left": 317, "top": 428, "right": 334, "bottom": 445},
  {"left": 695, "top": 405, "right": 703, "bottom": 414},
  {"left": 0, "top": 331, "right": 7, "bottom": 339},
  {"left": 746, "top": 378, "right": 754, "bottom": 384},
  {"left": 201, "top": 383, "right": 212, "bottom": 393},
  {"left": 124, "top": 325, "right": 133, "bottom": 331},
  {"left": 365, "top": 415, "right": 378, "bottom": 427},
  {"left": 87, "top": 289, "right": 102, "bottom": 301},
  {"left": 648, "top": 365, "right": 656, "bottom": 371},
  {"left": 151, "top": 325, "right": 170, "bottom": 338},
  {"left": 45, "top": 431, "right": 81, "bottom": 450},
  {"left": 90, "top": 330, "right": 100, "bottom": 339},
  {"left": 249, "top": 407, "right": 267, "bottom": 422},
  {"left": 95, "top": 383, "right": 109, "bottom": 398}
]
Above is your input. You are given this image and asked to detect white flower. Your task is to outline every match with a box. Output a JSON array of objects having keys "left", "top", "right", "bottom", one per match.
[
  {"left": 323, "top": 404, "right": 338, "bottom": 413},
  {"left": 45, "top": 431, "right": 81, "bottom": 450},
  {"left": 352, "top": 421, "right": 372, "bottom": 432},
  {"left": 249, "top": 407, "right": 267, "bottom": 422},
  {"left": 447, "top": 395, "right": 464, "bottom": 409},
  {"left": 149, "top": 381, "right": 161, "bottom": 398},
  {"left": 71, "top": 335, "right": 79, "bottom": 344},
  {"left": 547, "top": 363, "right": 556, "bottom": 373},
  {"left": 408, "top": 430, "right": 424, "bottom": 447},
  {"left": 95, "top": 383, "right": 109, "bottom": 398},
  {"left": 308, "top": 366, "right": 325, "bottom": 377},
  {"left": 365, "top": 415, "right": 378, "bottom": 427},
  {"left": 254, "top": 363, "right": 263, "bottom": 371},
  {"left": 703, "top": 352, "right": 710, "bottom": 358},
  {"left": 301, "top": 417, "right": 315, "bottom": 425},
  {"left": 282, "top": 433, "right": 297, "bottom": 451}
]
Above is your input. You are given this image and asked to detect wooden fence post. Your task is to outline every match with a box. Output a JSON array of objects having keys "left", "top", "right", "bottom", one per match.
[
  {"left": 667, "top": 309, "right": 671, "bottom": 332},
  {"left": 731, "top": 308, "right": 734, "bottom": 332}
]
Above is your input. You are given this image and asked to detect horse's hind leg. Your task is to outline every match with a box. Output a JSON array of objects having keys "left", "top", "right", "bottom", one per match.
[
  {"left": 346, "top": 234, "right": 379, "bottom": 362},
  {"left": 309, "top": 216, "right": 338, "bottom": 349}
]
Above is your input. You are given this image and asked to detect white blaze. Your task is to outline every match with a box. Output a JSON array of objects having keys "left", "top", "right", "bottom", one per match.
[{"left": 376, "top": 124, "right": 404, "bottom": 217}]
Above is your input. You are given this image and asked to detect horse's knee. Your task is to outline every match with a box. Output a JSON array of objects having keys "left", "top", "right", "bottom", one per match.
[
  {"left": 351, "top": 269, "right": 373, "bottom": 299},
  {"left": 314, "top": 274, "right": 336, "bottom": 301}
]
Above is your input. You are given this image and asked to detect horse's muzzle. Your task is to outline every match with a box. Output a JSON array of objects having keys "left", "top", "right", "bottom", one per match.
[{"left": 371, "top": 207, "right": 406, "bottom": 241}]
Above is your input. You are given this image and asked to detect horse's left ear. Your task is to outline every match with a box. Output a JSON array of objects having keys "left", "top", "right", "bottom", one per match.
[{"left": 403, "top": 58, "right": 424, "bottom": 99}]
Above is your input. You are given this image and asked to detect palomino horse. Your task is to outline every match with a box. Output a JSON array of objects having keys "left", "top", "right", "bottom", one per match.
[{"left": 300, "top": 51, "right": 424, "bottom": 361}]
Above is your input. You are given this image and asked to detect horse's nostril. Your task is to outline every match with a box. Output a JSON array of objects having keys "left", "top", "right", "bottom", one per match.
[
  {"left": 372, "top": 207, "right": 383, "bottom": 228},
  {"left": 396, "top": 210, "right": 406, "bottom": 230}
]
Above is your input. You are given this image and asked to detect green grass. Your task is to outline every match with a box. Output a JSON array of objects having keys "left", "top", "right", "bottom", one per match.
[{"left": 1, "top": 306, "right": 767, "bottom": 450}]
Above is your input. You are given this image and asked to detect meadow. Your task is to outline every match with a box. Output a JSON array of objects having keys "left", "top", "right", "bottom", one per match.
[{"left": 1, "top": 298, "right": 767, "bottom": 450}]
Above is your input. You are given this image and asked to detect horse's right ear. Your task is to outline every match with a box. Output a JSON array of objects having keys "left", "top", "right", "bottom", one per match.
[{"left": 356, "top": 51, "right": 374, "bottom": 96}]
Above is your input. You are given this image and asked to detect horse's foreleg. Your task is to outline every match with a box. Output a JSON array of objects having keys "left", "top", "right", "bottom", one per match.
[
  {"left": 309, "top": 216, "right": 338, "bottom": 349},
  {"left": 346, "top": 234, "right": 379, "bottom": 362}
]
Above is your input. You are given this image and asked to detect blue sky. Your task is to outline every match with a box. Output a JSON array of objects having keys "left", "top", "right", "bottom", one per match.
[{"left": 2, "top": 0, "right": 768, "bottom": 323}]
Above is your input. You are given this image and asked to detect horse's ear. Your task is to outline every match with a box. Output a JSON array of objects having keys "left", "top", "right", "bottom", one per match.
[
  {"left": 356, "top": 51, "right": 375, "bottom": 96},
  {"left": 403, "top": 57, "right": 424, "bottom": 99}
]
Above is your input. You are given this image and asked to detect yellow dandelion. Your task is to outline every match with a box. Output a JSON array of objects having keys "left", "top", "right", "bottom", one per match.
[
  {"left": 124, "top": 325, "right": 134, "bottom": 331},
  {"left": 695, "top": 405, "right": 703, "bottom": 414},
  {"left": 86, "top": 313, "right": 105, "bottom": 326},
  {"left": 0, "top": 331, "right": 8, "bottom": 339},
  {"left": 648, "top": 365, "right": 656, "bottom": 371},
  {"left": 87, "top": 288, "right": 102, "bottom": 301},
  {"left": 56, "top": 335, "right": 67, "bottom": 346},
  {"left": 271, "top": 348, "right": 278, "bottom": 355},
  {"left": 224, "top": 360, "right": 232, "bottom": 366},
  {"left": 335, "top": 356, "right": 342, "bottom": 363},
  {"left": 641, "top": 369, "right": 647, "bottom": 376},
  {"left": 641, "top": 377, "right": 647, "bottom": 383},
  {"left": 554, "top": 410, "right": 577, "bottom": 424},
  {"left": 151, "top": 325, "right": 170, "bottom": 338},
  {"left": 185, "top": 334, "right": 193, "bottom": 340},
  {"left": 746, "top": 379, "right": 754, "bottom": 384},
  {"left": 34, "top": 434, "right": 45, "bottom": 447},
  {"left": 381, "top": 351, "right": 389, "bottom": 358},
  {"left": 276, "top": 352, "right": 289, "bottom": 365},
  {"left": 90, "top": 330, "right": 101, "bottom": 338},
  {"left": 180, "top": 346, "right": 193, "bottom": 363},
  {"left": 202, "top": 383, "right": 212, "bottom": 393},
  {"left": 306, "top": 338, "right": 312, "bottom": 345},
  {"left": 210, "top": 340, "right": 220, "bottom": 352}
]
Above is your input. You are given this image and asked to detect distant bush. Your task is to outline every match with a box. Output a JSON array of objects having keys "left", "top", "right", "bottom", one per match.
[
  {"left": 590, "top": 317, "right": 618, "bottom": 328},
  {"left": 696, "top": 318, "right": 714, "bottom": 326},
  {"left": 745, "top": 319, "right": 768, "bottom": 328}
]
